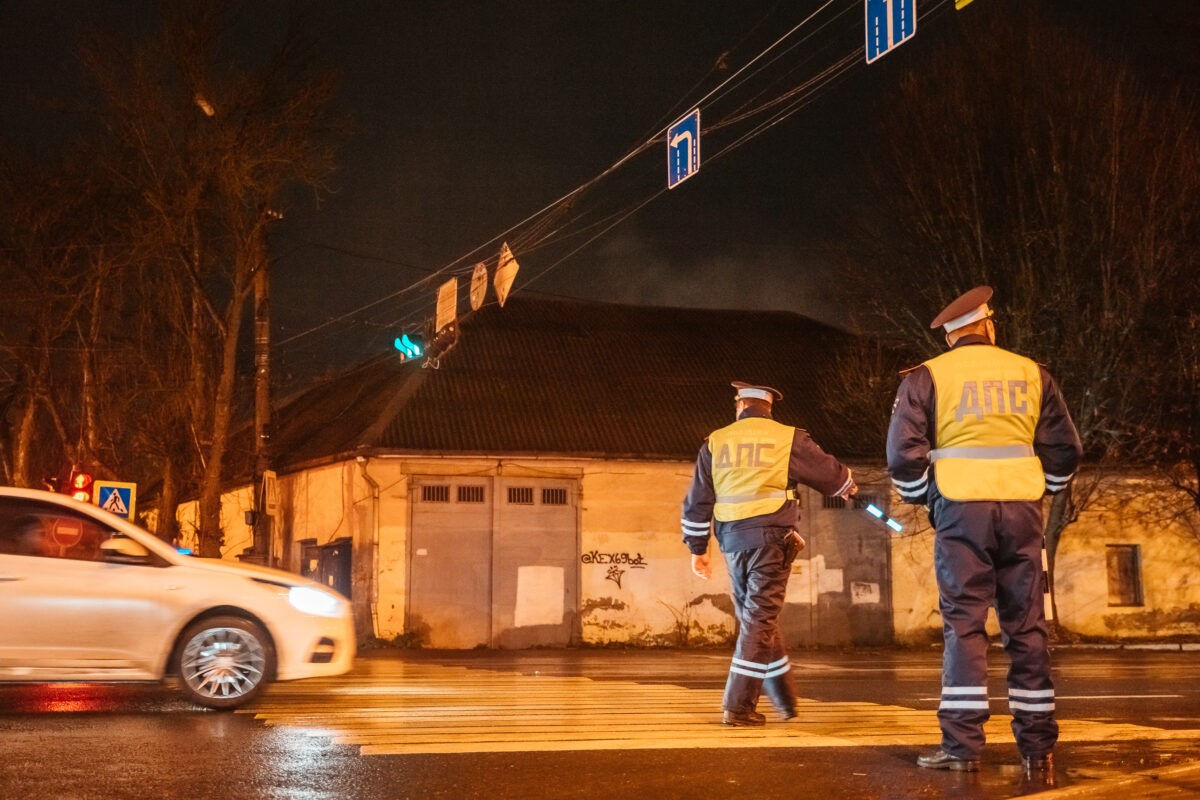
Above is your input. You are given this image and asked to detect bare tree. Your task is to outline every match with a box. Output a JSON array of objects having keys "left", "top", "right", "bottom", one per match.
[
  {"left": 0, "top": 153, "right": 104, "bottom": 488},
  {"left": 78, "top": 2, "right": 341, "bottom": 555},
  {"left": 841, "top": 6, "right": 1199, "bottom": 603}
]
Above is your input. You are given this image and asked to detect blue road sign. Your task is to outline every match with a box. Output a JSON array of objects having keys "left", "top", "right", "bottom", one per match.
[
  {"left": 94, "top": 481, "right": 137, "bottom": 519},
  {"left": 667, "top": 108, "right": 701, "bottom": 189},
  {"left": 865, "top": 0, "right": 917, "bottom": 64}
]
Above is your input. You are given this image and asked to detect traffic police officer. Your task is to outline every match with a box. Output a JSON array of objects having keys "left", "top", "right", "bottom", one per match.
[
  {"left": 682, "top": 381, "right": 856, "bottom": 726},
  {"left": 886, "top": 287, "right": 1082, "bottom": 772}
]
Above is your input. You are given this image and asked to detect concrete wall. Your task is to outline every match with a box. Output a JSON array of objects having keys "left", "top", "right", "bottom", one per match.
[
  {"left": 209, "top": 456, "right": 726, "bottom": 646},
  {"left": 1054, "top": 484, "right": 1200, "bottom": 638},
  {"left": 887, "top": 504, "right": 943, "bottom": 645},
  {"left": 888, "top": 479, "right": 1200, "bottom": 642},
  {"left": 577, "top": 462, "right": 734, "bottom": 646},
  {"left": 182, "top": 461, "right": 1200, "bottom": 646},
  {"left": 182, "top": 456, "right": 726, "bottom": 645}
]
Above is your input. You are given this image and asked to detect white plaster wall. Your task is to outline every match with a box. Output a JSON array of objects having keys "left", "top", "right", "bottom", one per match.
[
  {"left": 1055, "top": 490, "right": 1200, "bottom": 638},
  {"left": 178, "top": 461, "right": 1200, "bottom": 645},
  {"left": 174, "top": 485, "right": 254, "bottom": 555},
  {"left": 283, "top": 463, "right": 364, "bottom": 548},
  {"left": 890, "top": 482, "right": 1200, "bottom": 642},
  {"left": 367, "top": 459, "right": 411, "bottom": 640},
  {"left": 578, "top": 462, "right": 735, "bottom": 646},
  {"left": 885, "top": 503, "right": 943, "bottom": 644}
]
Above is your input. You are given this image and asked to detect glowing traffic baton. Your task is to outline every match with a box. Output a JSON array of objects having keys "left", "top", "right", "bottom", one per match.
[{"left": 863, "top": 502, "right": 904, "bottom": 532}]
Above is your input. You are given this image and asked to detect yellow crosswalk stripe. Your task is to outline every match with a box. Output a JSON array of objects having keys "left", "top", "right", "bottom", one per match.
[{"left": 242, "top": 661, "right": 1200, "bottom": 756}]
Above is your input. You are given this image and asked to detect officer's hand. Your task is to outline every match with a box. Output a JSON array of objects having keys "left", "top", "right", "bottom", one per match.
[
  {"left": 839, "top": 480, "right": 858, "bottom": 501},
  {"left": 691, "top": 553, "right": 712, "bottom": 580}
]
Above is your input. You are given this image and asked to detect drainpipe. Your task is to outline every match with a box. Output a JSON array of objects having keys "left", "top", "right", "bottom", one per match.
[{"left": 356, "top": 456, "right": 381, "bottom": 640}]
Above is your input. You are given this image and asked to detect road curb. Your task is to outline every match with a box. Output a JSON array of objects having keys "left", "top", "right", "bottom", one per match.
[
  {"left": 1028, "top": 760, "right": 1200, "bottom": 798},
  {"left": 1048, "top": 643, "right": 1200, "bottom": 652}
]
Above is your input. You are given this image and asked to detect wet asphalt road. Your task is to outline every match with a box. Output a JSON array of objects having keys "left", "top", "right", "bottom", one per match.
[{"left": 1, "top": 647, "right": 1198, "bottom": 800}]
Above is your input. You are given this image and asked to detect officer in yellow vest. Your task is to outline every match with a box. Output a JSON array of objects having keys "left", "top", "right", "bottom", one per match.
[
  {"left": 682, "top": 381, "right": 856, "bottom": 726},
  {"left": 886, "top": 286, "right": 1082, "bottom": 773}
]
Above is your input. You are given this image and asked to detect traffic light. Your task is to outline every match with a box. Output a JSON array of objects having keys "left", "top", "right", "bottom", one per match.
[
  {"left": 68, "top": 469, "right": 95, "bottom": 503},
  {"left": 394, "top": 322, "right": 459, "bottom": 366},
  {"left": 393, "top": 333, "right": 424, "bottom": 362},
  {"left": 426, "top": 323, "right": 458, "bottom": 360}
]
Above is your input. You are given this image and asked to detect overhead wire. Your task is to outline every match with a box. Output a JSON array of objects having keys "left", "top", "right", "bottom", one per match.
[
  {"left": 516, "top": 0, "right": 959, "bottom": 297},
  {"left": 276, "top": 0, "right": 951, "bottom": 365},
  {"left": 277, "top": 1, "right": 849, "bottom": 356}
]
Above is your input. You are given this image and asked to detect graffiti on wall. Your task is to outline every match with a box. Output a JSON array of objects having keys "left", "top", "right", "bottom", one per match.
[{"left": 581, "top": 551, "right": 646, "bottom": 590}]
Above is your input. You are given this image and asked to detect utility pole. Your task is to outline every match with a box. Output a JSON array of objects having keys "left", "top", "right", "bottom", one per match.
[{"left": 252, "top": 208, "right": 282, "bottom": 566}]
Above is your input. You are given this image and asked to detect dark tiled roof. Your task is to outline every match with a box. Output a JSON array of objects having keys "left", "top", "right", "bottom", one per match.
[{"left": 267, "top": 296, "right": 868, "bottom": 472}]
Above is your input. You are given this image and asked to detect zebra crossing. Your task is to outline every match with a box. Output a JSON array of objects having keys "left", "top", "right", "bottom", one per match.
[{"left": 241, "top": 659, "right": 1200, "bottom": 756}]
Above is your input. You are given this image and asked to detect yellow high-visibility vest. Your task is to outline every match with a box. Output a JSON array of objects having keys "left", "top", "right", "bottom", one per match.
[
  {"left": 709, "top": 417, "right": 794, "bottom": 521},
  {"left": 925, "top": 345, "right": 1045, "bottom": 501}
]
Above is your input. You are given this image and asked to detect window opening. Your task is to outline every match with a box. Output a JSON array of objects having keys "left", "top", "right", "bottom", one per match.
[{"left": 1106, "top": 544, "right": 1143, "bottom": 606}]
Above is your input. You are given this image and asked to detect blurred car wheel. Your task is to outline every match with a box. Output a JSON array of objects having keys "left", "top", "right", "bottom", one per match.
[{"left": 176, "top": 615, "right": 275, "bottom": 709}]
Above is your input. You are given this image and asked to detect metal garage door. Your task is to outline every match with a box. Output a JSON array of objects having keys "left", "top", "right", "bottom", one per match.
[
  {"left": 409, "top": 479, "right": 493, "bottom": 648},
  {"left": 781, "top": 488, "right": 895, "bottom": 647},
  {"left": 408, "top": 476, "right": 579, "bottom": 649}
]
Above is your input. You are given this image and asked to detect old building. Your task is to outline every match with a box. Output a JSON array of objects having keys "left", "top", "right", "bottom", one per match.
[
  {"left": 177, "top": 296, "right": 1200, "bottom": 646},
  {"left": 181, "top": 296, "right": 894, "bottom": 647}
]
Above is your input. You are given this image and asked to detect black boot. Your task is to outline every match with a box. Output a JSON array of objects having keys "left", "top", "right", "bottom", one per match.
[
  {"left": 721, "top": 709, "right": 766, "bottom": 727},
  {"left": 917, "top": 749, "right": 980, "bottom": 772}
]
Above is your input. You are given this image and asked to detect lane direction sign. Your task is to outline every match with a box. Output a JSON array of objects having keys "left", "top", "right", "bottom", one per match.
[
  {"left": 667, "top": 108, "right": 701, "bottom": 189},
  {"left": 865, "top": 0, "right": 917, "bottom": 64}
]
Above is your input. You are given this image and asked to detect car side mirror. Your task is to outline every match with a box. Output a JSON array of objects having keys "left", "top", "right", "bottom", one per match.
[{"left": 100, "top": 537, "right": 150, "bottom": 564}]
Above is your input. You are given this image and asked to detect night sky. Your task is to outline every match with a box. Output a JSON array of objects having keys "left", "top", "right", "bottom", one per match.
[{"left": 2, "top": 0, "right": 1195, "bottom": 382}]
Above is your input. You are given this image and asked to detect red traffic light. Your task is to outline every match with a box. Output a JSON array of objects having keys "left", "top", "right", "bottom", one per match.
[{"left": 69, "top": 470, "right": 94, "bottom": 503}]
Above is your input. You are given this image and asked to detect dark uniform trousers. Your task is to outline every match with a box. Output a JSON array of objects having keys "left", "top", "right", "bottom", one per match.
[
  {"left": 722, "top": 527, "right": 803, "bottom": 714},
  {"left": 932, "top": 494, "right": 1058, "bottom": 759}
]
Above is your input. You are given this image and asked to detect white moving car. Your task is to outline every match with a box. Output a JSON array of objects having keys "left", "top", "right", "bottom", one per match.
[{"left": 0, "top": 487, "right": 355, "bottom": 709}]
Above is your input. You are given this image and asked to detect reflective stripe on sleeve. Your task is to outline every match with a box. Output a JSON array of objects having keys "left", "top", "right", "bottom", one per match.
[
  {"left": 891, "top": 470, "right": 928, "bottom": 501},
  {"left": 1044, "top": 472, "right": 1074, "bottom": 492},
  {"left": 892, "top": 471, "right": 929, "bottom": 490},
  {"left": 832, "top": 470, "right": 854, "bottom": 499}
]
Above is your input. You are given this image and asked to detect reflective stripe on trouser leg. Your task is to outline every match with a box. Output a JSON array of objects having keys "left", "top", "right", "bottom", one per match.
[
  {"left": 1008, "top": 686, "right": 1057, "bottom": 756},
  {"left": 722, "top": 533, "right": 794, "bottom": 714},
  {"left": 940, "top": 687, "right": 990, "bottom": 711},
  {"left": 932, "top": 498, "right": 996, "bottom": 759},
  {"left": 994, "top": 500, "right": 1058, "bottom": 756}
]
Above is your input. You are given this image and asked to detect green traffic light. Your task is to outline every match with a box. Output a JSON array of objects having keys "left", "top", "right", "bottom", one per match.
[{"left": 393, "top": 334, "right": 423, "bottom": 360}]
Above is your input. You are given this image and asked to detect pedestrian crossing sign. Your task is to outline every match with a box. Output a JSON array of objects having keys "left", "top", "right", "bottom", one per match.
[{"left": 94, "top": 480, "right": 137, "bottom": 520}]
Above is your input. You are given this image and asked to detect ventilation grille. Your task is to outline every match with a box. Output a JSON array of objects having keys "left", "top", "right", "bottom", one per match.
[
  {"left": 421, "top": 485, "right": 450, "bottom": 502},
  {"left": 457, "top": 485, "right": 485, "bottom": 503},
  {"left": 507, "top": 487, "right": 534, "bottom": 505}
]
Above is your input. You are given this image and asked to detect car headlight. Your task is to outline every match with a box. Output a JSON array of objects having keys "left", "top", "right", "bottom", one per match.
[{"left": 288, "top": 585, "right": 344, "bottom": 618}]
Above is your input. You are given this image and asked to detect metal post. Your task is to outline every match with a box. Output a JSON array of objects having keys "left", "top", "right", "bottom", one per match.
[{"left": 252, "top": 212, "right": 276, "bottom": 566}]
